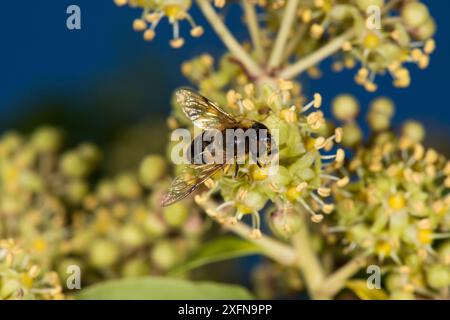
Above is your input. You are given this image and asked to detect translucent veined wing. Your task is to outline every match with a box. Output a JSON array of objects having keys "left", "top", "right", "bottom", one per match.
[
  {"left": 175, "top": 88, "right": 238, "bottom": 130},
  {"left": 161, "top": 163, "right": 225, "bottom": 207}
]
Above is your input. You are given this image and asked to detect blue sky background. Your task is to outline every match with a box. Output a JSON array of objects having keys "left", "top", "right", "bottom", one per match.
[{"left": 1, "top": 0, "right": 448, "bottom": 149}]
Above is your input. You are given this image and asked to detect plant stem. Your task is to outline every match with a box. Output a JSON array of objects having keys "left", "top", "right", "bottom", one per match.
[
  {"left": 242, "top": 0, "right": 265, "bottom": 63},
  {"left": 268, "top": 0, "right": 300, "bottom": 70},
  {"left": 196, "top": 0, "right": 264, "bottom": 78},
  {"left": 291, "top": 217, "right": 326, "bottom": 299},
  {"left": 282, "top": 23, "right": 308, "bottom": 62},
  {"left": 316, "top": 254, "right": 368, "bottom": 298},
  {"left": 278, "top": 29, "right": 355, "bottom": 79},
  {"left": 195, "top": 195, "right": 297, "bottom": 266}
]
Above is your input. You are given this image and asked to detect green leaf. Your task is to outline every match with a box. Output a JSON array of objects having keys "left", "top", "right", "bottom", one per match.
[
  {"left": 170, "top": 236, "right": 263, "bottom": 275},
  {"left": 77, "top": 277, "right": 253, "bottom": 300},
  {"left": 346, "top": 280, "right": 389, "bottom": 300}
]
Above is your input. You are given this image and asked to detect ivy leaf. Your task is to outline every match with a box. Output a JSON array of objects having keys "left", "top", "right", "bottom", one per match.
[
  {"left": 346, "top": 280, "right": 389, "bottom": 300},
  {"left": 76, "top": 277, "right": 253, "bottom": 300},
  {"left": 169, "top": 236, "right": 263, "bottom": 275}
]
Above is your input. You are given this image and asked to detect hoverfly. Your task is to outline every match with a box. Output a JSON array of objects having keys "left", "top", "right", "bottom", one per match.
[{"left": 161, "top": 88, "right": 275, "bottom": 207}]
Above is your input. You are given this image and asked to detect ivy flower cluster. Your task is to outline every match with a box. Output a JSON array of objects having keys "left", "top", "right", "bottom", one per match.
[
  {"left": 0, "top": 129, "right": 208, "bottom": 297},
  {"left": 172, "top": 82, "right": 348, "bottom": 239},
  {"left": 329, "top": 97, "right": 450, "bottom": 299},
  {"left": 334, "top": 1, "right": 436, "bottom": 91},
  {"left": 114, "top": 0, "right": 204, "bottom": 48},
  {"left": 0, "top": 239, "right": 64, "bottom": 300},
  {"left": 65, "top": 154, "right": 208, "bottom": 284},
  {"left": 0, "top": 127, "right": 101, "bottom": 272}
]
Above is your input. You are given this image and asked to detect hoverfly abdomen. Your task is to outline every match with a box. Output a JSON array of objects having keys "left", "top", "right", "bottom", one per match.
[{"left": 187, "top": 130, "right": 227, "bottom": 165}]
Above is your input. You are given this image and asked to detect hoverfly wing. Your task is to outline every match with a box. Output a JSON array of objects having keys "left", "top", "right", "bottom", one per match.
[
  {"left": 161, "top": 163, "right": 225, "bottom": 207},
  {"left": 175, "top": 88, "right": 238, "bottom": 130}
]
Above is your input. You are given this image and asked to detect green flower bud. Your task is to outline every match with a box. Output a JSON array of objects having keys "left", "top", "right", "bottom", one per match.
[
  {"left": 332, "top": 94, "right": 360, "bottom": 121},
  {"left": 385, "top": 273, "right": 407, "bottom": 292},
  {"left": 162, "top": 201, "right": 189, "bottom": 228},
  {"left": 139, "top": 155, "right": 167, "bottom": 187},
  {"left": 370, "top": 97, "right": 395, "bottom": 117},
  {"left": 97, "top": 180, "right": 116, "bottom": 202},
  {"left": 150, "top": 240, "right": 179, "bottom": 270},
  {"left": 121, "top": 258, "right": 149, "bottom": 278},
  {"left": 89, "top": 239, "right": 120, "bottom": 268},
  {"left": 401, "top": 2, "right": 430, "bottom": 28},
  {"left": 143, "top": 214, "right": 168, "bottom": 238},
  {"left": 402, "top": 120, "right": 425, "bottom": 143},
  {"left": 15, "top": 146, "right": 37, "bottom": 168},
  {"left": 405, "top": 254, "right": 422, "bottom": 271},
  {"left": 1, "top": 132, "right": 23, "bottom": 154},
  {"left": 60, "top": 151, "right": 90, "bottom": 178},
  {"left": 426, "top": 264, "right": 450, "bottom": 290},
  {"left": 20, "top": 170, "right": 43, "bottom": 192},
  {"left": 355, "top": 0, "right": 384, "bottom": 11},
  {"left": 342, "top": 123, "right": 363, "bottom": 147},
  {"left": 31, "top": 126, "right": 63, "bottom": 152},
  {"left": 367, "top": 113, "right": 391, "bottom": 131},
  {"left": 115, "top": 173, "right": 141, "bottom": 199},
  {"left": 415, "top": 17, "right": 436, "bottom": 40},
  {"left": 119, "top": 224, "right": 147, "bottom": 247},
  {"left": 268, "top": 207, "right": 302, "bottom": 238},
  {"left": 236, "top": 187, "right": 267, "bottom": 213},
  {"left": 66, "top": 179, "right": 89, "bottom": 204},
  {"left": 78, "top": 143, "right": 102, "bottom": 167}
]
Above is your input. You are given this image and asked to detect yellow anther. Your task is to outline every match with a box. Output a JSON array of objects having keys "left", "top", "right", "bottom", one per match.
[
  {"left": 313, "top": 93, "right": 322, "bottom": 108},
  {"left": 242, "top": 98, "right": 255, "bottom": 111},
  {"left": 249, "top": 229, "right": 262, "bottom": 240},
  {"left": 311, "top": 214, "right": 324, "bottom": 223},
  {"left": 143, "top": 29, "right": 155, "bottom": 41},
  {"left": 322, "top": 204, "right": 334, "bottom": 214},
  {"left": 342, "top": 41, "right": 353, "bottom": 52},
  {"left": 334, "top": 127, "right": 343, "bottom": 143},
  {"left": 424, "top": 39, "right": 436, "bottom": 55},
  {"left": 335, "top": 149, "right": 345, "bottom": 163},
  {"left": 190, "top": 26, "right": 204, "bottom": 37},
  {"left": 170, "top": 38, "right": 185, "bottom": 48},
  {"left": 133, "top": 19, "right": 147, "bottom": 31},
  {"left": 337, "top": 176, "right": 350, "bottom": 187},
  {"left": 318, "top": 187, "right": 331, "bottom": 197}
]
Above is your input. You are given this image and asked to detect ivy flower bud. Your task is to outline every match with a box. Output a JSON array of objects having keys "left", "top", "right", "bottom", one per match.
[
  {"left": 401, "top": 121, "right": 425, "bottom": 143},
  {"left": 121, "top": 258, "right": 149, "bottom": 278},
  {"left": 31, "top": 126, "right": 63, "bottom": 152},
  {"left": 236, "top": 187, "right": 267, "bottom": 213},
  {"left": 120, "top": 223, "right": 147, "bottom": 247},
  {"left": 162, "top": 201, "right": 189, "bottom": 228},
  {"left": 401, "top": 2, "right": 430, "bottom": 28},
  {"left": 332, "top": 94, "right": 360, "bottom": 121},
  {"left": 426, "top": 264, "right": 450, "bottom": 290},
  {"left": 268, "top": 207, "right": 302, "bottom": 238},
  {"left": 89, "top": 239, "right": 120, "bottom": 268},
  {"left": 139, "top": 154, "right": 167, "bottom": 187},
  {"left": 150, "top": 240, "right": 179, "bottom": 270}
]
